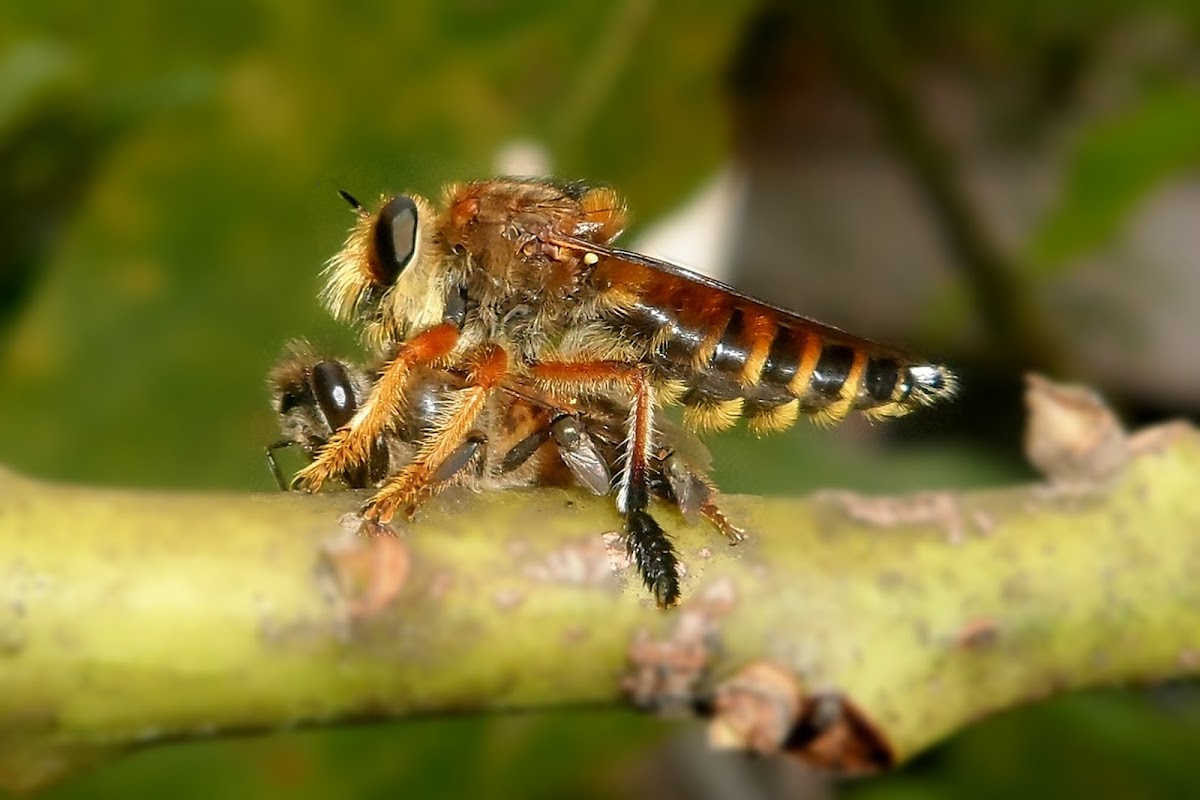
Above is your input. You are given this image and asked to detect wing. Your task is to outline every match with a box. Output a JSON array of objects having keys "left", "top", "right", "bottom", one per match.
[
  {"left": 547, "top": 232, "right": 958, "bottom": 424},
  {"left": 549, "top": 416, "right": 612, "bottom": 496},
  {"left": 546, "top": 233, "right": 898, "bottom": 351}
]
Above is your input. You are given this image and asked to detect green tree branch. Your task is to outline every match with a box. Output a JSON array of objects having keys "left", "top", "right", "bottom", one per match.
[{"left": 0, "top": 410, "right": 1197, "bottom": 791}]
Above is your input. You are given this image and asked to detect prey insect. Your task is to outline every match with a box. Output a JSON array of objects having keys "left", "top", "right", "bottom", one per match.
[
  {"left": 268, "top": 342, "right": 737, "bottom": 601},
  {"left": 291, "top": 179, "right": 958, "bottom": 606},
  {"left": 267, "top": 340, "right": 388, "bottom": 491}
]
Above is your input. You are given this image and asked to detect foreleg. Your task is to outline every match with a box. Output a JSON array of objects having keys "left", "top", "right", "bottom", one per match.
[
  {"left": 291, "top": 323, "right": 460, "bottom": 493},
  {"left": 365, "top": 344, "right": 508, "bottom": 523}
]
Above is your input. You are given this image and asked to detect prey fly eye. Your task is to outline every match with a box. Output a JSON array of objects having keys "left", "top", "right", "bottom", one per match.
[
  {"left": 277, "top": 387, "right": 306, "bottom": 415},
  {"left": 311, "top": 360, "right": 358, "bottom": 431},
  {"left": 370, "top": 195, "right": 420, "bottom": 285}
]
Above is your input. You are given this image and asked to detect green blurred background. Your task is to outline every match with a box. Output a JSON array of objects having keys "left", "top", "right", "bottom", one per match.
[{"left": 2, "top": 0, "right": 1200, "bottom": 797}]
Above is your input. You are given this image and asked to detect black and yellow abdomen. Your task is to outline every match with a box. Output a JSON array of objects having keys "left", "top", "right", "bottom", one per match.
[{"left": 610, "top": 272, "right": 957, "bottom": 434}]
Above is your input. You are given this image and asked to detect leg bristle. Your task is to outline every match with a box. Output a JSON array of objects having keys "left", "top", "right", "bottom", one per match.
[{"left": 625, "top": 509, "right": 680, "bottom": 608}]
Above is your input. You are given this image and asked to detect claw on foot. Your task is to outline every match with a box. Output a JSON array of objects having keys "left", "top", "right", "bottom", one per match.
[
  {"left": 703, "top": 501, "right": 746, "bottom": 544},
  {"left": 361, "top": 487, "right": 419, "bottom": 525},
  {"left": 289, "top": 466, "right": 324, "bottom": 494}
]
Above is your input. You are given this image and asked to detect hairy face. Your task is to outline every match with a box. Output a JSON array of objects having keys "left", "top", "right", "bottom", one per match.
[
  {"left": 267, "top": 339, "right": 373, "bottom": 453},
  {"left": 321, "top": 193, "right": 450, "bottom": 350}
]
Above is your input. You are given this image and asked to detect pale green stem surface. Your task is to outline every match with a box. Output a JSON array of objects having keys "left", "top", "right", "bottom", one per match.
[{"left": 1, "top": 425, "right": 1198, "bottom": 790}]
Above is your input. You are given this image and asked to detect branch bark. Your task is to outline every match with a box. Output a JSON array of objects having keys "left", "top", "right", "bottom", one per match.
[{"left": 1, "top": 417, "right": 1198, "bottom": 791}]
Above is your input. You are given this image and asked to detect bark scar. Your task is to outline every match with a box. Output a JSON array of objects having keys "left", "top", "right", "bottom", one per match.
[
  {"left": 318, "top": 514, "right": 410, "bottom": 618},
  {"left": 622, "top": 578, "right": 737, "bottom": 711},
  {"left": 707, "top": 662, "right": 895, "bottom": 773},
  {"left": 1023, "top": 373, "right": 1129, "bottom": 487}
]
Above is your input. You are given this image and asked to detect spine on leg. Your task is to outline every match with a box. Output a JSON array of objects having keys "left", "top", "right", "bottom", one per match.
[{"left": 625, "top": 509, "right": 680, "bottom": 608}]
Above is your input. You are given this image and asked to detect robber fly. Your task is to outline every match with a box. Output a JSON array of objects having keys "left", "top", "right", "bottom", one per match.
[
  {"left": 269, "top": 341, "right": 735, "bottom": 601},
  {"left": 291, "top": 179, "right": 957, "bottom": 606}
]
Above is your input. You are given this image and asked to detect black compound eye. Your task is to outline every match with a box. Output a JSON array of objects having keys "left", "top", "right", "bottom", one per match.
[
  {"left": 371, "top": 195, "right": 419, "bottom": 285},
  {"left": 311, "top": 361, "right": 357, "bottom": 431}
]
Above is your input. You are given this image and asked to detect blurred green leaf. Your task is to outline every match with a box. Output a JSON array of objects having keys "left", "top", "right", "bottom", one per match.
[
  {"left": 1027, "top": 83, "right": 1200, "bottom": 272},
  {"left": 847, "top": 689, "right": 1200, "bottom": 800}
]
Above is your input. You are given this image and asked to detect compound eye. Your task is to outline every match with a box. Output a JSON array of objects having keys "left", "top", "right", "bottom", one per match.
[
  {"left": 311, "top": 361, "right": 358, "bottom": 431},
  {"left": 371, "top": 195, "right": 420, "bottom": 285}
]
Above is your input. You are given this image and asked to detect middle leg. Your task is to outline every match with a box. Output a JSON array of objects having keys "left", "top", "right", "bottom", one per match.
[{"left": 529, "top": 360, "right": 682, "bottom": 607}]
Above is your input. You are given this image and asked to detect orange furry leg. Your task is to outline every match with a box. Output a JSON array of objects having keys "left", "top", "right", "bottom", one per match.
[
  {"left": 365, "top": 344, "right": 509, "bottom": 523},
  {"left": 291, "top": 323, "right": 460, "bottom": 493},
  {"left": 526, "top": 359, "right": 655, "bottom": 515},
  {"left": 528, "top": 359, "right": 642, "bottom": 397},
  {"left": 527, "top": 360, "right": 651, "bottom": 511}
]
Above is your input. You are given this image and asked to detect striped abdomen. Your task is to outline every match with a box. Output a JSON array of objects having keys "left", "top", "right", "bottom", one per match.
[{"left": 610, "top": 275, "right": 957, "bottom": 434}]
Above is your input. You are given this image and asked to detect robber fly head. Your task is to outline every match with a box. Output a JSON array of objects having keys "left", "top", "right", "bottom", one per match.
[{"left": 321, "top": 191, "right": 452, "bottom": 349}]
